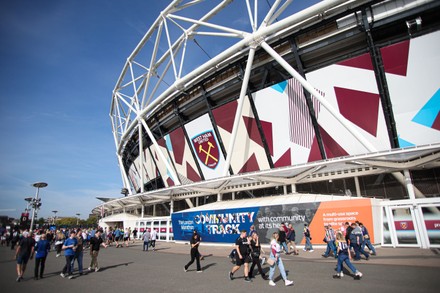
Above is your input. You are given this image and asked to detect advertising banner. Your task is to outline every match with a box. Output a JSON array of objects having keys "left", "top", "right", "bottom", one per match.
[{"left": 172, "top": 198, "right": 374, "bottom": 244}]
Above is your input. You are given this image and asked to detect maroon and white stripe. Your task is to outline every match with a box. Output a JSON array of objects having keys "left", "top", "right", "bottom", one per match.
[{"left": 287, "top": 78, "right": 322, "bottom": 148}]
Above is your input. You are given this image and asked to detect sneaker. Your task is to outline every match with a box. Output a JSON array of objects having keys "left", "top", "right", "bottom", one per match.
[
  {"left": 60, "top": 273, "right": 66, "bottom": 278},
  {"left": 87, "top": 267, "right": 92, "bottom": 271},
  {"left": 68, "top": 275, "right": 74, "bottom": 279},
  {"left": 309, "top": 250, "right": 314, "bottom": 252},
  {"left": 229, "top": 272, "right": 233, "bottom": 280},
  {"left": 56, "top": 254, "right": 60, "bottom": 257},
  {"left": 95, "top": 267, "right": 100, "bottom": 272},
  {"left": 262, "top": 275, "right": 268, "bottom": 280},
  {"left": 333, "top": 274, "right": 341, "bottom": 279},
  {"left": 303, "top": 248, "right": 307, "bottom": 252},
  {"left": 16, "top": 276, "right": 21, "bottom": 282},
  {"left": 244, "top": 277, "right": 252, "bottom": 282},
  {"left": 355, "top": 271, "right": 363, "bottom": 280},
  {"left": 269, "top": 280, "right": 276, "bottom": 286},
  {"left": 196, "top": 270, "right": 203, "bottom": 273},
  {"left": 340, "top": 272, "right": 344, "bottom": 277},
  {"left": 285, "top": 280, "right": 294, "bottom": 286},
  {"left": 184, "top": 266, "right": 187, "bottom": 272}
]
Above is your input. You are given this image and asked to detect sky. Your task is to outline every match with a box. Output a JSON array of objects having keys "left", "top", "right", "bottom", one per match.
[
  {"left": 0, "top": 0, "right": 174, "bottom": 220},
  {"left": 0, "top": 0, "right": 320, "bottom": 221}
]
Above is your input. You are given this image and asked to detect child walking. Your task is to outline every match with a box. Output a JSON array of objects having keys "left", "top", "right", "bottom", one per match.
[{"left": 333, "top": 231, "right": 363, "bottom": 280}]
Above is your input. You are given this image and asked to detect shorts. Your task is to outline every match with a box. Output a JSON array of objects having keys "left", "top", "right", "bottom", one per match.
[
  {"left": 16, "top": 254, "right": 30, "bottom": 265},
  {"left": 123, "top": 237, "right": 129, "bottom": 241},
  {"left": 115, "top": 236, "right": 120, "bottom": 241},
  {"left": 235, "top": 254, "right": 250, "bottom": 266}
]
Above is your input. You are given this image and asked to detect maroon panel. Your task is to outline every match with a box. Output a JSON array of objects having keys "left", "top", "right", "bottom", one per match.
[
  {"left": 334, "top": 87, "right": 380, "bottom": 137},
  {"left": 307, "top": 136, "right": 323, "bottom": 162},
  {"left": 157, "top": 137, "right": 167, "bottom": 148},
  {"left": 186, "top": 162, "right": 202, "bottom": 182},
  {"left": 260, "top": 120, "right": 273, "bottom": 156},
  {"left": 380, "top": 40, "right": 410, "bottom": 76},
  {"left": 319, "top": 126, "right": 349, "bottom": 159},
  {"left": 432, "top": 113, "right": 440, "bottom": 131},
  {"left": 242, "top": 116, "right": 264, "bottom": 148},
  {"left": 274, "top": 148, "right": 291, "bottom": 168},
  {"left": 212, "top": 101, "right": 238, "bottom": 133},
  {"left": 238, "top": 153, "right": 260, "bottom": 174},
  {"left": 169, "top": 127, "right": 185, "bottom": 165},
  {"left": 166, "top": 177, "right": 175, "bottom": 187},
  {"left": 338, "top": 52, "right": 374, "bottom": 71}
]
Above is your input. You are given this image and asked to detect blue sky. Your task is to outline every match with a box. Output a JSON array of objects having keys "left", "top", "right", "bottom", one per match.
[
  {"left": 0, "top": 0, "right": 172, "bottom": 220},
  {"left": 0, "top": 0, "right": 319, "bottom": 220}
]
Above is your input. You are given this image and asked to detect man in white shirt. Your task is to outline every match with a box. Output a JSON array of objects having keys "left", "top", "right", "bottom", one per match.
[{"left": 149, "top": 228, "right": 157, "bottom": 251}]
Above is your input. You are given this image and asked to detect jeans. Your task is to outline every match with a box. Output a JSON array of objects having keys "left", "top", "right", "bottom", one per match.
[
  {"left": 34, "top": 256, "right": 46, "bottom": 278},
  {"left": 324, "top": 240, "right": 337, "bottom": 257},
  {"left": 362, "top": 239, "right": 376, "bottom": 254},
  {"left": 268, "top": 253, "right": 287, "bottom": 281},
  {"left": 143, "top": 241, "right": 149, "bottom": 251},
  {"left": 336, "top": 253, "right": 357, "bottom": 274},
  {"left": 71, "top": 250, "right": 83, "bottom": 273},
  {"left": 249, "top": 256, "right": 265, "bottom": 277},
  {"left": 280, "top": 241, "right": 289, "bottom": 253},
  {"left": 305, "top": 237, "right": 313, "bottom": 250},
  {"left": 353, "top": 243, "right": 369, "bottom": 260},
  {"left": 62, "top": 255, "right": 75, "bottom": 275}
]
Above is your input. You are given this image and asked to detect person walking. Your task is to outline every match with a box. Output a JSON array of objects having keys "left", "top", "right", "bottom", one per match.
[
  {"left": 286, "top": 223, "right": 299, "bottom": 255},
  {"left": 267, "top": 232, "right": 294, "bottom": 286},
  {"left": 150, "top": 228, "right": 157, "bottom": 251},
  {"left": 15, "top": 231, "right": 35, "bottom": 282},
  {"left": 278, "top": 225, "right": 289, "bottom": 254},
  {"left": 72, "top": 228, "right": 85, "bottom": 276},
  {"left": 333, "top": 231, "right": 363, "bottom": 279},
  {"left": 55, "top": 230, "right": 65, "bottom": 257},
  {"left": 303, "top": 224, "right": 313, "bottom": 252},
  {"left": 142, "top": 230, "right": 150, "bottom": 251},
  {"left": 349, "top": 223, "right": 369, "bottom": 261},
  {"left": 248, "top": 232, "right": 267, "bottom": 280},
  {"left": 132, "top": 228, "right": 138, "bottom": 243},
  {"left": 34, "top": 233, "right": 50, "bottom": 280},
  {"left": 184, "top": 232, "right": 202, "bottom": 272},
  {"left": 60, "top": 230, "right": 78, "bottom": 279},
  {"left": 322, "top": 225, "right": 337, "bottom": 258},
  {"left": 229, "top": 230, "right": 252, "bottom": 282},
  {"left": 360, "top": 223, "right": 376, "bottom": 255},
  {"left": 88, "top": 230, "right": 108, "bottom": 272}
]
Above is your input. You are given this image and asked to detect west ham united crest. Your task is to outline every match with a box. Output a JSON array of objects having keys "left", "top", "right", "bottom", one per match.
[{"left": 192, "top": 131, "right": 219, "bottom": 169}]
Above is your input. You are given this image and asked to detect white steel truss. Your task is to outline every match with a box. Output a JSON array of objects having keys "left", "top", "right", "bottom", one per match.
[{"left": 110, "top": 0, "right": 380, "bottom": 194}]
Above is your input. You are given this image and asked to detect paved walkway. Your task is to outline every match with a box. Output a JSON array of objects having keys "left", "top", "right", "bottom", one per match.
[{"left": 1, "top": 241, "right": 439, "bottom": 292}]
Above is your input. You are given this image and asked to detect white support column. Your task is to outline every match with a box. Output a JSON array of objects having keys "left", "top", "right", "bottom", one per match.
[
  {"left": 223, "top": 47, "right": 256, "bottom": 176},
  {"left": 260, "top": 41, "right": 377, "bottom": 153},
  {"left": 354, "top": 176, "right": 361, "bottom": 197},
  {"left": 283, "top": 185, "right": 287, "bottom": 195},
  {"left": 232, "top": 192, "right": 235, "bottom": 200},
  {"left": 403, "top": 169, "right": 416, "bottom": 200},
  {"left": 141, "top": 206, "right": 144, "bottom": 218},
  {"left": 291, "top": 184, "right": 296, "bottom": 193},
  {"left": 153, "top": 204, "right": 156, "bottom": 217},
  {"left": 170, "top": 199, "right": 174, "bottom": 214},
  {"left": 217, "top": 193, "right": 222, "bottom": 202},
  {"left": 117, "top": 154, "right": 132, "bottom": 194},
  {"left": 138, "top": 122, "right": 145, "bottom": 193}
]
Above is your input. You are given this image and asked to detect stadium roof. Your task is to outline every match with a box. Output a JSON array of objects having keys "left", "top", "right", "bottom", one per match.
[{"left": 92, "top": 143, "right": 440, "bottom": 215}]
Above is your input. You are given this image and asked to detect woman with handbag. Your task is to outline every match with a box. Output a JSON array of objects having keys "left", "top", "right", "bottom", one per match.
[
  {"left": 248, "top": 232, "right": 267, "bottom": 280},
  {"left": 267, "top": 232, "right": 294, "bottom": 286}
]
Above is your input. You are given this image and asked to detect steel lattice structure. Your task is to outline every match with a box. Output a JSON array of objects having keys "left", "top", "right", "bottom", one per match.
[{"left": 110, "top": 0, "right": 377, "bottom": 193}]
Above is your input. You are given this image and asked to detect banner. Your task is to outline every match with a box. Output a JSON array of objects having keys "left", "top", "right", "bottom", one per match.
[{"left": 171, "top": 198, "right": 374, "bottom": 244}]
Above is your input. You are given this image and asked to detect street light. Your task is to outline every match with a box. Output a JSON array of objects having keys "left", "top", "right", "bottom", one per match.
[
  {"left": 76, "top": 213, "right": 80, "bottom": 226},
  {"left": 52, "top": 210, "right": 58, "bottom": 225},
  {"left": 24, "top": 197, "right": 33, "bottom": 213},
  {"left": 29, "top": 182, "right": 47, "bottom": 232}
]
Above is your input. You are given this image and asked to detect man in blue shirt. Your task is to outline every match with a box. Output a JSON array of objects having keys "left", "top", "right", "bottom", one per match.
[{"left": 60, "top": 230, "right": 78, "bottom": 279}]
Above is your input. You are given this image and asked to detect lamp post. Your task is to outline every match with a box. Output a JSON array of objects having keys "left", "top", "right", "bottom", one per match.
[
  {"left": 52, "top": 210, "right": 58, "bottom": 225},
  {"left": 76, "top": 213, "right": 80, "bottom": 226},
  {"left": 24, "top": 197, "right": 33, "bottom": 213},
  {"left": 29, "top": 182, "right": 47, "bottom": 232}
]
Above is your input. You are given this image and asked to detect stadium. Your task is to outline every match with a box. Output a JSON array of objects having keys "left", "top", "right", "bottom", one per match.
[{"left": 93, "top": 0, "right": 440, "bottom": 248}]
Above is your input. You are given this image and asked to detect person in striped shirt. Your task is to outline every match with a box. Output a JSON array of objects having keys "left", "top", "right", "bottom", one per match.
[{"left": 333, "top": 231, "right": 363, "bottom": 280}]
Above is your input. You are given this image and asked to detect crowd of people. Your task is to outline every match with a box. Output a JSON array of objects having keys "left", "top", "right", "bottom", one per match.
[{"left": 1, "top": 219, "right": 376, "bottom": 285}]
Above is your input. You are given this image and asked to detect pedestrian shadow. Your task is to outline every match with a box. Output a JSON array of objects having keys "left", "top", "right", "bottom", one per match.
[
  {"left": 201, "top": 262, "right": 217, "bottom": 271},
  {"left": 99, "top": 261, "right": 135, "bottom": 272},
  {"left": 200, "top": 253, "right": 213, "bottom": 260},
  {"left": 151, "top": 247, "right": 170, "bottom": 252}
]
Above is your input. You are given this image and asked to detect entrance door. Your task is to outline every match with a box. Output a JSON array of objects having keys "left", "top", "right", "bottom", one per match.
[{"left": 391, "top": 206, "right": 419, "bottom": 246}]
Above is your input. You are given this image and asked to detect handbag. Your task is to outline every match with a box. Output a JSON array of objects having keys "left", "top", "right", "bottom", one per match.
[{"left": 267, "top": 258, "right": 275, "bottom": 266}]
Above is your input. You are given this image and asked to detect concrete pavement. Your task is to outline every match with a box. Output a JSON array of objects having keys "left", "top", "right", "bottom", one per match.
[{"left": 1, "top": 241, "right": 439, "bottom": 293}]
